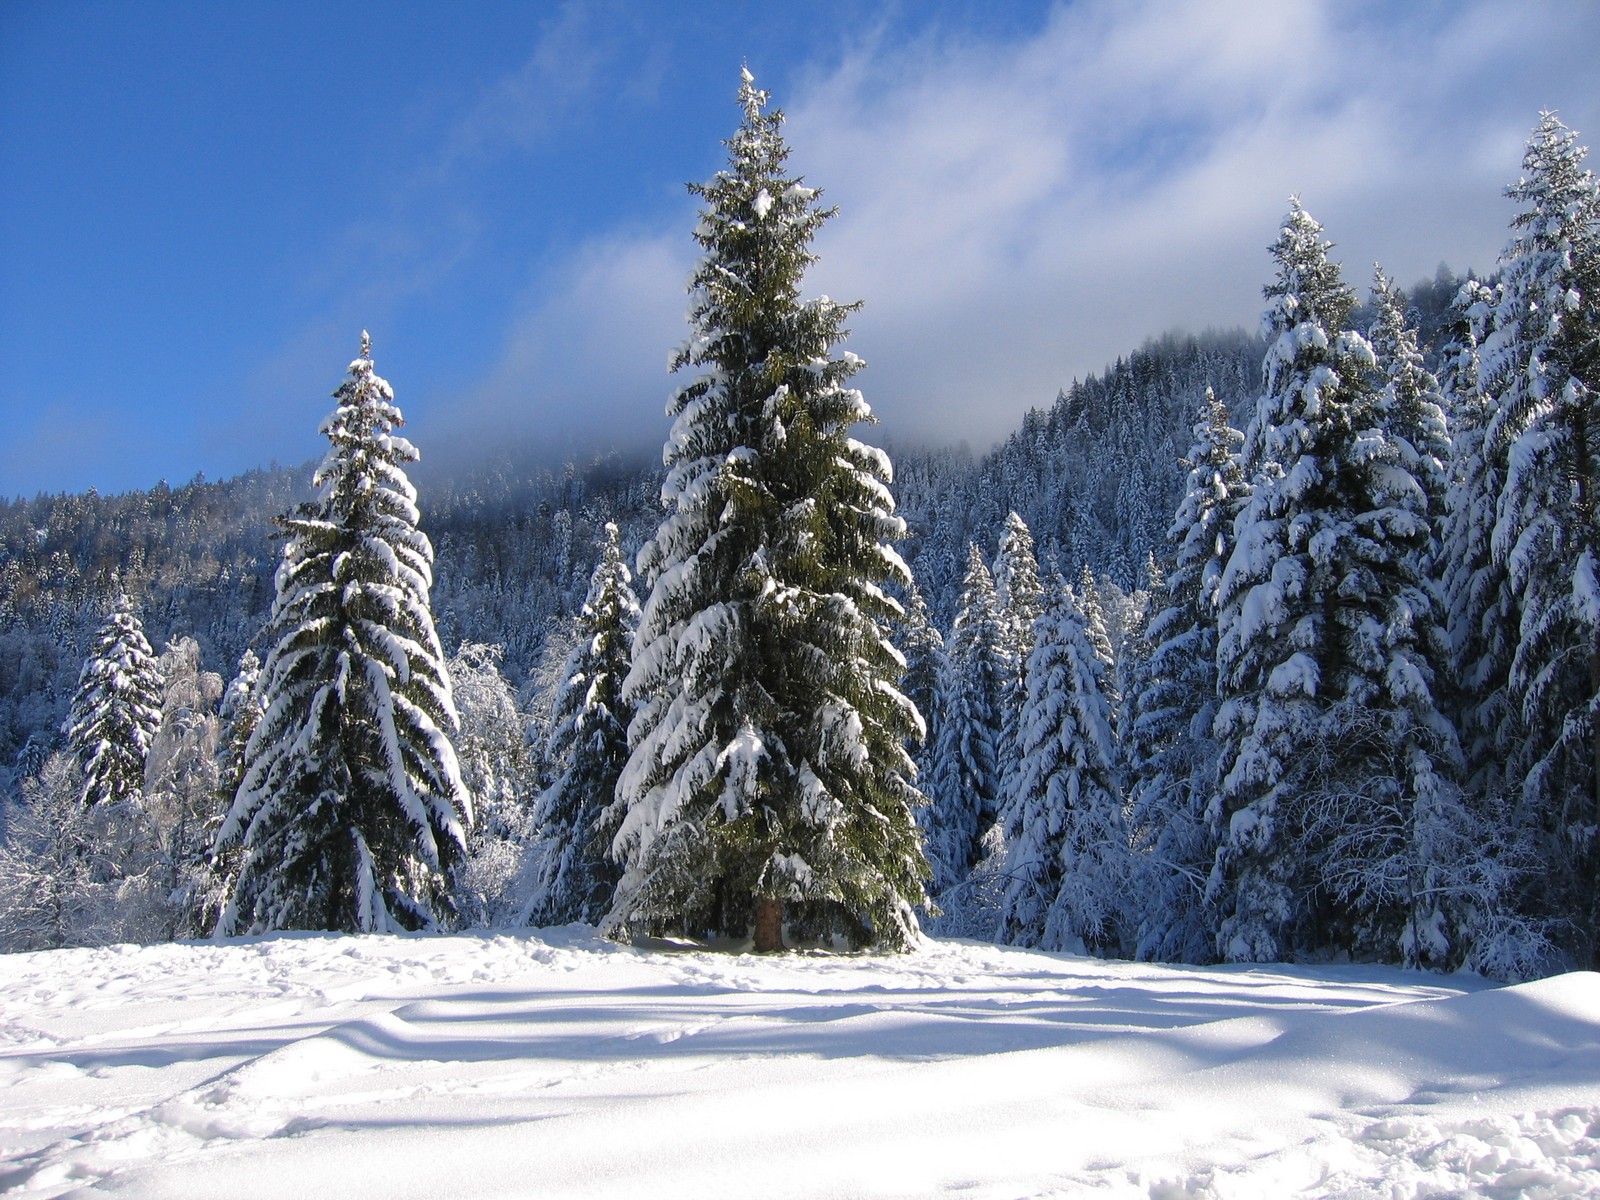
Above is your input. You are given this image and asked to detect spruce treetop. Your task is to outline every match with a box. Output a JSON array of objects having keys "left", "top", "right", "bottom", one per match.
[
  {"left": 1483, "top": 112, "right": 1600, "bottom": 532},
  {"left": 1369, "top": 268, "right": 1451, "bottom": 464},
  {"left": 995, "top": 511, "right": 1044, "bottom": 659},
  {"left": 1247, "top": 198, "right": 1368, "bottom": 476}
]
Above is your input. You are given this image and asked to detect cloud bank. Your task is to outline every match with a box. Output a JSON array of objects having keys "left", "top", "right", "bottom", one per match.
[
  {"left": 447, "top": 0, "right": 1600, "bottom": 462},
  {"left": 8, "top": 0, "right": 1597, "bottom": 496}
]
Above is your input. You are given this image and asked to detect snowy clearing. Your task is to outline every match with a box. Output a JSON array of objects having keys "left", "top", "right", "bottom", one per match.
[{"left": 0, "top": 931, "right": 1597, "bottom": 1199}]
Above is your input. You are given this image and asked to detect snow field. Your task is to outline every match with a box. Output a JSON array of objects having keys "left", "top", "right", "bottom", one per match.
[{"left": 0, "top": 932, "right": 1596, "bottom": 1198}]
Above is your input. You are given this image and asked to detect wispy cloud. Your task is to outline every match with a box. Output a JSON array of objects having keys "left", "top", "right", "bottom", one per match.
[
  {"left": 430, "top": 226, "right": 695, "bottom": 471},
  {"left": 436, "top": 2, "right": 609, "bottom": 171},
  {"left": 783, "top": 0, "right": 1600, "bottom": 444},
  {"left": 227, "top": 3, "right": 633, "bottom": 474}
]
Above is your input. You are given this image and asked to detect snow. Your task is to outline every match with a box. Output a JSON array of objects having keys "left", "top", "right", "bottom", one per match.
[
  {"left": 1575, "top": 550, "right": 1600, "bottom": 628},
  {"left": 1, "top": 933, "right": 1595, "bottom": 1199}
]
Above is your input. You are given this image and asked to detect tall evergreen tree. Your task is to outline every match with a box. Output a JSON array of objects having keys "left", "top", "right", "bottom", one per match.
[
  {"left": 1211, "top": 201, "right": 1463, "bottom": 966},
  {"left": 997, "top": 582, "right": 1126, "bottom": 954},
  {"left": 527, "top": 523, "right": 639, "bottom": 926},
  {"left": 1439, "top": 279, "right": 1518, "bottom": 800},
  {"left": 1369, "top": 266, "right": 1452, "bottom": 552},
  {"left": 204, "top": 649, "right": 262, "bottom": 934},
  {"left": 1480, "top": 113, "right": 1600, "bottom": 963},
  {"left": 994, "top": 511, "right": 1045, "bottom": 668},
  {"left": 217, "top": 333, "right": 470, "bottom": 935},
  {"left": 609, "top": 71, "right": 928, "bottom": 951},
  {"left": 66, "top": 592, "right": 163, "bottom": 810},
  {"left": 992, "top": 512, "right": 1043, "bottom": 832},
  {"left": 921, "top": 544, "right": 1011, "bottom": 900},
  {"left": 896, "top": 578, "right": 945, "bottom": 780},
  {"left": 216, "top": 650, "right": 263, "bottom": 811},
  {"left": 1126, "top": 388, "right": 1246, "bottom": 963},
  {"left": 1076, "top": 564, "right": 1115, "bottom": 674}
]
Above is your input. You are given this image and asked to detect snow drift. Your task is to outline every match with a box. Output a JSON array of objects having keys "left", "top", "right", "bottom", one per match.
[{"left": 0, "top": 932, "right": 1596, "bottom": 1198}]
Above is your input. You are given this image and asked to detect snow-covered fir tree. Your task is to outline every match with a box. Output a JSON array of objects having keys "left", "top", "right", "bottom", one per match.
[
  {"left": 1075, "top": 565, "right": 1115, "bottom": 671},
  {"left": 66, "top": 592, "right": 163, "bottom": 809},
  {"left": 1368, "top": 266, "right": 1452, "bottom": 554},
  {"left": 1126, "top": 388, "right": 1246, "bottom": 963},
  {"left": 1439, "top": 270, "right": 1547, "bottom": 985},
  {"left": 215, "top": 649, "right": 263, "bottom": 820},
  {"left": 1439, "top": 279, "right": 1519, "bottom": 801},
  {"left": 56, "top": 597, "right": 169, "bottom": 935},
  {"left": 990, "top": 512, "right": 1043, "bottom": 843},
  {"left": 996, "top": 581, "right": 1127, "bottom": 954},
  {"left": 205, "top": 649, "right": 262, "bottom": 933},
  {"left": 1211, "top": 201, "right": 1465, "bottom": 967},
  {"left": 994, "top": 512, "right": 1044, "bottom": 669},
  {"left": 896, "top": 579, "right": 945, "bottom": 779},
  {"left": 609, "top": 71, "right": 928, "bottom": 951},
  {"left": 1479, "top": 113, "right": 1600, "bottom": 964},
  {"left": 217, "top": 333, "right": 471, "bottom": 935},
  {"left": 921, "top": 544, "right": 1010, "bottom": 903},
  {"left": 525, "top": 523, "right": 638, "bottom": 927}
]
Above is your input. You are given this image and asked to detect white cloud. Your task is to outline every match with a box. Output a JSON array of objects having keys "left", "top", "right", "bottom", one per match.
[
  {"left": 425, "top": 225, "right": 695, "bottom": 470},
  {"left": 454, "top": 0, "right": 1600, "bottom": 457}
]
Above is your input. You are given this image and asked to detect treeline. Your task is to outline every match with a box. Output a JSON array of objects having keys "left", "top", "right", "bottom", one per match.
[
  {"left": 2, "top": 102, "right": 1596, "bottom": 979},
  {"left": 922, "top": 115, "right": 1600, "bottom": 978}
]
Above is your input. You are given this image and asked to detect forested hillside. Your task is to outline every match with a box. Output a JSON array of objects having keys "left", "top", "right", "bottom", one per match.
[
  {"left": 4, "top": 103, "right": 1595, "bottom": 985},
  {"left": 0, "top": 329, "right": 1267, "bottom": 800},
  {"left": 895, "top": 330, "right": 1263, "bottom": 620}
]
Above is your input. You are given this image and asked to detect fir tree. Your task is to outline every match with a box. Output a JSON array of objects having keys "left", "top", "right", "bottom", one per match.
[
  {"left": 66, "top": 592, "right": 163, "bottom": 810},
  {"left": 896, "top": 578, "right": 946, "bottom": 780},
  {"left": 217, "top": 333, "right": 470, "bottom": 935},
  {"left": 992, "top": 512, "right": 1042, "bottom": 794},
  {"left": 1076, "top": 564, "right": 1115, "bottom": 674},
  {"left": 609, "top": 71, "right": 928, "bottom": 951},
  {"left": 1369, "top": 267, "right": 1452, "bottom": 551},
  {"left": 1211, "top": 201, "right": 1464, "bottom": 966},
  {"left": 204, "top": 649, "right": 262, "bottom": 934},
  {"left": 997, "top": 582, "right": 1126, "bottom": 954},
  {"left": 527, "top": 523, "right": 639, "bottom": 926},
  {"left": 994, "top": 512, "right": 1045, "bottom": 668},
  {"left": 921, "top": 544, "right": 1010, "bottom": 900},
  {"left": 1439, "top": 279, "right": 1518, "bottom": 800},
  {"left": 1480, "top": 113, "right": 1600, "bottom": 963},
  {"left": 215, "top": 650, "right": 263, "bottom": 817},
  {"left": 1126, "top": 388, "right": 1246, "bottom": 963}
]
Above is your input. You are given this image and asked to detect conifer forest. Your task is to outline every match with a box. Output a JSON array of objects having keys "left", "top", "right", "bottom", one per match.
[{"left": 5, "top": 86, "right": 1600, "bottom": 985}]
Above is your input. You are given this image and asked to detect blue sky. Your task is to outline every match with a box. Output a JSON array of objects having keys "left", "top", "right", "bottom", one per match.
[{"left": 2, "top": 0, "right": 1597, "bottom": 499}]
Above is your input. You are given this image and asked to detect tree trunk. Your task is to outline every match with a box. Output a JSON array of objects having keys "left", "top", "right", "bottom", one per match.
[{"left": 753, "top": 895, "right": 785, "bottom": 953}]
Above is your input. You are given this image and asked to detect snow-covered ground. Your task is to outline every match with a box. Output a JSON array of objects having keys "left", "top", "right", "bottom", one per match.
[{"left": 0, "top": 931, "right": 1596, "bottom": 1199}]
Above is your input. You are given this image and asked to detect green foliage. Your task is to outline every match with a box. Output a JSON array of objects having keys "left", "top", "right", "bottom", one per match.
[
  {"left": 610, "top": 72, "right": 928, "bottom": 949},
  {"left": 217, "top": 335, "right": 469, "bottom": 935}
]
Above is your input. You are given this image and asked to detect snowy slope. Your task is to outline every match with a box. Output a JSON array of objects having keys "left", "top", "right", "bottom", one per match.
[{"left": 0, "top": 931, "right": 1596, "bottom": 1198}]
